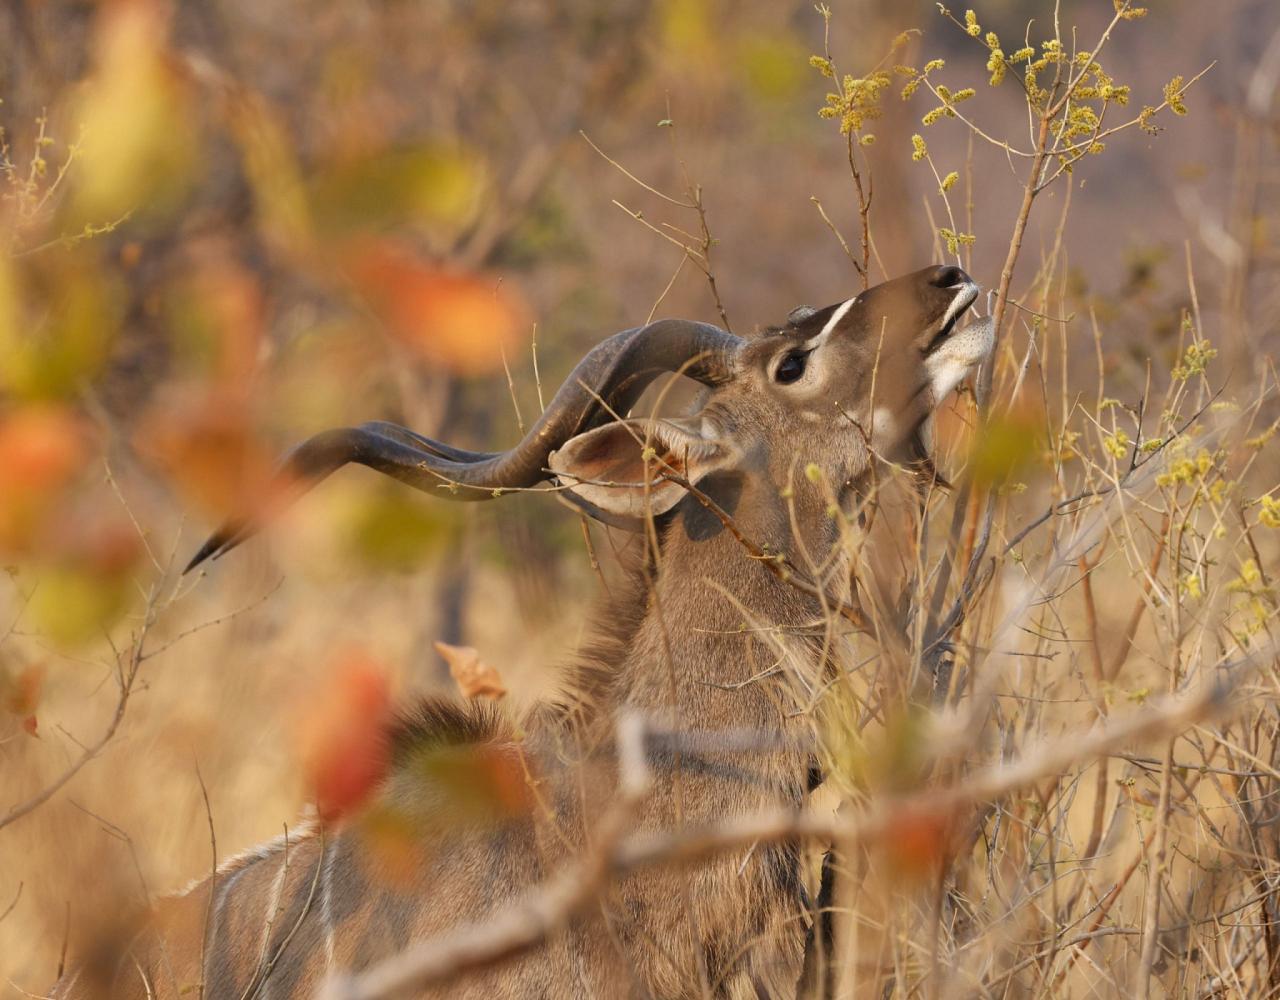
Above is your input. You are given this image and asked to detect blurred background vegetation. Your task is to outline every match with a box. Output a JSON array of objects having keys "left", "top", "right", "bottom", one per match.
[{"left": 1, "top": 0, "right": 1278, "bottom": 991}]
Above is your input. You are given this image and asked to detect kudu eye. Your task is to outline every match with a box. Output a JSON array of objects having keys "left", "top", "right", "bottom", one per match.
[{"left": 774, "top": 350, "right": 808, "bottom": 384}]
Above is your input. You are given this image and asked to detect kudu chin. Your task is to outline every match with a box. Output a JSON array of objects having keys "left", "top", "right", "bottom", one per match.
[{"left": 54, "top": 265, "right": 990, "bottom": 1000}]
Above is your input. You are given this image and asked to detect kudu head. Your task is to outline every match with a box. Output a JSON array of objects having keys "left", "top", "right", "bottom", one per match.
[{"left": 185, "top": 264, "right": 989, "bottom": 573}]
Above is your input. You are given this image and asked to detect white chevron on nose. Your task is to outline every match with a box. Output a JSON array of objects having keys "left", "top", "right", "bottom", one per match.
[{"left": 804, "top": 295, "right": 858, "bottom": 350}]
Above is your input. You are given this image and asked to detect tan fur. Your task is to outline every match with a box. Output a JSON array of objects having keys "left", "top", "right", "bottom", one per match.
[{"left": 53, "top": 267, "right": 986, "bottom": 999}]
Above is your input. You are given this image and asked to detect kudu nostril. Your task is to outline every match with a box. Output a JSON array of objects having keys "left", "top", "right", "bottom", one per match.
[{"left": 928, "top": 264, "right": 971, "bottom": 289}]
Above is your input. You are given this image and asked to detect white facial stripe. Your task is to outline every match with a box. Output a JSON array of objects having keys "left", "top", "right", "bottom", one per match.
[
  {"left": 940, "top": 281, "right": 980, "bottom": 332},
  {"left": 803, "top": 295, "right": 858, "bottom": 350}
]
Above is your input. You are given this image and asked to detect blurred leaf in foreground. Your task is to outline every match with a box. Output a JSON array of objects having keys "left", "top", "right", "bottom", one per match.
[
  {"left": 226, "top": 94, "right": 313, "bottom": 258},
  {"left": 24, "top": 517, "right": 142, "bottom": 647},
  {"left": 311, "top": 144, "right": 485, "bottom": 242},
  {"left": 297, "top": 649, "right": 394, "bottom": 823},
  {"left": 735, "top": 33, "right": 807, "bottom": 101},
  {"left": 163, "top": 249, "right": 265, "bottom": 386},
  {"left": 338, "top": 484, "right": 462, "bottom": 573},
  {"left": 0, "top": 254, "right": 119, "bottom": 401},
  {"left": 966, "top": 407, "right": 1041, "bottom": 487},
  {"left": 660, "top": 0, "right": 714, "bottom": 57},
  {"left": 26, "top": 564, "right": 132, "bottom": 648},
  {"left": 397, "top": 740, "right": 533, "bottom": 826},
  {"left": 1, "top": 662, "right": 46, "bottom": 738},
  {"left": 345, "top": 239, "right": 527, "bottom": 375},
  {"left": 133, "top": 390, "right": 272, "bottom": 520},
  {"left": 0, "top": 405, "right": 87, "bottom": 553},
  {"left": 71, "top": 0, "right": 197, "bottom": 225},
  {"left": 877, "top": 801, "right": 956, "bottom": 881}
]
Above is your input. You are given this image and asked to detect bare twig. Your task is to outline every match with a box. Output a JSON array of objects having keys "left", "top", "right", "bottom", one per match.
[{"left": 0, "top": 883, "right": 21, "bottom": 926}]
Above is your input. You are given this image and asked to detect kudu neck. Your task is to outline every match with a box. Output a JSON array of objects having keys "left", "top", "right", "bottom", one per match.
[{"left": 608, "top": 481, "right": 845, "bottom": 724}]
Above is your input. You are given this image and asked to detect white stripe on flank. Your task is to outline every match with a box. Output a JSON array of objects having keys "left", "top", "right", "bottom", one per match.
[
  {"left": 804, "top": 296, "right": 858, "bottom": 349},
  {"left": 132, "top": 957, "right": 155, "bottom": 1000},
  {"left": 320, "top": 837, "right": 338, "bottom": 972},
  {"left": 58, "top": 968, "right": 82, "bottom": 998},
  {"left": 256, "top": 852, "right": 291, "bottom": 999},
  {"left": 209, "top": 862, "right": 253, "bottom": 946}
]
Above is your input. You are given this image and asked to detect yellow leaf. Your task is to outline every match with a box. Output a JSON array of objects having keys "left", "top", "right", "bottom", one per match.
[{"left": 72, "top": 0, "right": 196, "bottom": 223}]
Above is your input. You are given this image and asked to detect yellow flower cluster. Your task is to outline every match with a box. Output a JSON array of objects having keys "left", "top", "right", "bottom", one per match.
[
  {"left": 1172, "top": 339, "right": 1217, "bottom": 380},
  {"left": 817, "top": 70, "right": 893, "bottom": 137},
  {"left": 1226, "top": 559, "right": 1262, "bottom": 595},
  {"left": 1260, "top": 495, "right": 1280, "bottom": 529},
  {"left": 938, "top": 227, "right": 976, "bottom": 255},
  {"left": 1103, "top": 430, "right": 1130, "bottom": 459},
  {"left": 1155, "top": 448, "right": 1214, "bottom": 489},
  {"left": 1114, "top": 1, "right": 1149, "bottom": 20},
  {"left": 1226, "top": 560, "right": 1273, "bottom": 641}
]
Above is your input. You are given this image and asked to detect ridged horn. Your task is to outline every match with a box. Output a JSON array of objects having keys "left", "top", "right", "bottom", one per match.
[{"left": 184, "top": 319, "right": 741, "bottom": 572}]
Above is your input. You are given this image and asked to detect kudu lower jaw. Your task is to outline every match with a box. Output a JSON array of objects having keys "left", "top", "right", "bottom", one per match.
[{"left": 56, "top": 265, "right": 990, "bottom": 1000}]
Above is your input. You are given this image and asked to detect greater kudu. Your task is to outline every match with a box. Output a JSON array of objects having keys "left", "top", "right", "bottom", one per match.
[{"left": 53, "top": 264, "right": 990, "bottom": 1000}]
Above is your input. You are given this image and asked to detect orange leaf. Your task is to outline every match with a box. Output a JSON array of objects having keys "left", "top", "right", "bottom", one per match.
[
  {"left": 434, "top": 641, "right": 507, "bottom": 701},
  {"left": 297, "top": 650, "right": 394, "bottom": 822},
  {"left": 133, "top": 389, "right": 273, "bottom": 520},
  {"left": 0, "top": 407, "right": 85, "bottom": 495},
  {"left": 878, "top": 802, "right": 954, "bottom": 880},
  {"left": 0, "top": 406, "right": 86, "bottom": 552},
  {"left": 173, "top": 252, "right": 266, "bottom": 386},
  {"left": 3, "top": 663, "right": 46, "bottom": 718},
  {"left": 346, "top": 240, "right": 527, "bottom": 376}
]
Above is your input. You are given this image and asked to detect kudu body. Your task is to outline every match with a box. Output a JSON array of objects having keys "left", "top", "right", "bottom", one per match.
[{"left": 54, "top": 265, "right": 990, "bottom": 1000}]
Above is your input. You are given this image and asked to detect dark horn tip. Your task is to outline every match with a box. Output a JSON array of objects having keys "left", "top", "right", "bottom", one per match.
[
  {"left": 182, "top": 520, "right": 247, "bottom": 575},
  {"left": 183, "top": 538, "right": 222, "bottom": 575}
]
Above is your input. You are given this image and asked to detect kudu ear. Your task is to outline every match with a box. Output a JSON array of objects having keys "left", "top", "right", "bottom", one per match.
[{"left": 549, "top": 418, "right": 737, "bottom": 521}]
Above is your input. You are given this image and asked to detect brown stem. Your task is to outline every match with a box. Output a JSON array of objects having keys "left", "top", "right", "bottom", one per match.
[
  {"left": 0, "top": 595, "right": 159, "bottom": 831},
  {"left": 847, "top": 134, "right": 872, "bottom": 289},
  {"left": 1136, "top": 738, "right": 1176, "bottom": 993},
  {"left": 979, "top": 112, "right": 1051, "bottom": 406},
  {"left": 1105, "top": 523, "right": 1169, "bottom": 682}
]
